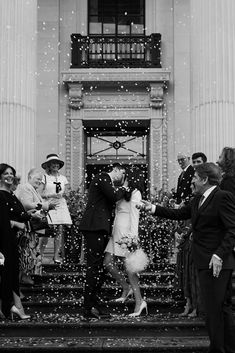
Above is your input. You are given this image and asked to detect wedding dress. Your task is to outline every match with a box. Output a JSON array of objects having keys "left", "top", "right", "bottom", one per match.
[{"left": 105, "top": 189, "right": 141, "bottom": 257}]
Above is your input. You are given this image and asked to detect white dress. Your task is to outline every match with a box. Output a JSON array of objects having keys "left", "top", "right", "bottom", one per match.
[
  {"left": 105, "top": 189, "right": 141, "bottom": 257},
  {"left": 42, "top": 173, "right": 72, "bottom": 225}
]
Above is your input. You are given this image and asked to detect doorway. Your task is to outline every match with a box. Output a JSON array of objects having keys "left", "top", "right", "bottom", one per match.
[{"left": 84, "top": 119, "right": 150, "bottom": 191}]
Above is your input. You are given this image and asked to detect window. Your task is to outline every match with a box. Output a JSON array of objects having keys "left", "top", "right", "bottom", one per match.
[
  {"left": 86, "top": 134, "right": 147, "bottom": 160},
  {"left": 88, "top": 0, "right": 145, "bottom": 36}
]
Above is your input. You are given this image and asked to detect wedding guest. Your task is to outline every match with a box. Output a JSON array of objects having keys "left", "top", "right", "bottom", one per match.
[
  {"left": 179, "top": 152, "right": 207, "bottom": 318},
  {"left": 104, "top": 167, "right": 148, "bottom": 317},
  {"left": 173, "top": 152, "right": 195, "bottom": 205},
  {"left": 217, "top": 146, "right": 235, "bottom": 195},
  {"left": 79, "top": 163, "right": 126, "bottom": 320},
  {"left": 16, "top": 168, "right": 57, "bottom": 279},
  {"left": 40, "top": 154, "right": 72, "bottom": 264},
  {"left": 171, "top": 152, "right": 195, "bottom": 315},
  {"left": 217, "top": 146, "right": 235, "bottom": 308},
  {"left": 0, "top": 163, "right": 35, "bottom": 319},
  {"left": 192, "top": 152, "right": 207, "bottom": 166},
  {"left": 138, "top": 163, "right": 235, "bottom": 353}
]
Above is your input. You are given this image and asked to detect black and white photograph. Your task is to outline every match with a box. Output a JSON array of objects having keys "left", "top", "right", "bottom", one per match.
[{"left": 0, "top": 0, "right": 235, "bottom": 352}]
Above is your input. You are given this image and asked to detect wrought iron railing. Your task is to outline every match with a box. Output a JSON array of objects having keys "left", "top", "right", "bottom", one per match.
[{"left": 70, "top": 33, "right": 161, "bottom": 68}]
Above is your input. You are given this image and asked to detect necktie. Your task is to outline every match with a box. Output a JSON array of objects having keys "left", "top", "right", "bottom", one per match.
[{"left": 198, "top": 195, "right": 205, "bottom": 208}]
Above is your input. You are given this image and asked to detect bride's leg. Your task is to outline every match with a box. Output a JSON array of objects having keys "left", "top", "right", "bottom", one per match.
[
  {"left": 104, "top": 252, "right": 129, "bottom": 293},
  {"left": 127, "top": 271, "right": 143, "bottom": 311}
]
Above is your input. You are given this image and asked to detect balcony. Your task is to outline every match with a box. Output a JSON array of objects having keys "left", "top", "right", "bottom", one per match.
[{"left": 70, "top": 33, "right": 161, "bottom": 69}]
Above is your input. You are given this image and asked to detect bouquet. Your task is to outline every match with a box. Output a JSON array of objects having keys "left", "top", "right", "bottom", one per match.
[{"left": 116, "top": 235, "right": 149, "bottom": 274}]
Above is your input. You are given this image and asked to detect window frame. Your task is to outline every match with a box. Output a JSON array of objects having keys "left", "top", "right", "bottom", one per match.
[{"left": 88, "top": 0, "right": 145, "bottom": 36}]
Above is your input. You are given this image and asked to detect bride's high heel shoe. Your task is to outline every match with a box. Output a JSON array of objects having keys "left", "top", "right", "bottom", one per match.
[
  {"left": 114, "top": 288, "right": 133, "bottom": 303},
  {"left": 10, "top": 305, "right": 30, "bottom": 320},
  {"left": 129, "top": 300, "right": 148, "bottom": 317}
]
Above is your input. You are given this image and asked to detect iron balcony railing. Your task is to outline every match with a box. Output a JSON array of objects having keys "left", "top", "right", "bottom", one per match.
[{"left": 70, "top": 33, "right": 161, "bottom": 68}]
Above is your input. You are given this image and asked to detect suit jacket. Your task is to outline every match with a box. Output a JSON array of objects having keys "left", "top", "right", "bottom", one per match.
[
  {"left": 79, "top": 172, "right": 126, "bottom": 234},
  {"left": 16, "top": 183, "right": 49, "bottom": 212},
  {"left": 220, "top": 174, "right": 235, "bottom": 196},
  {"left": 154, "top": 187, "right": 235, "bottom": 269},
  {"left": 174, "top": 164, "right": 195, "bottom": 204}
]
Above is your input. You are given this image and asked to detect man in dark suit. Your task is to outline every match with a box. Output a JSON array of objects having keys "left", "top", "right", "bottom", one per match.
[
  {"left": 139, "top": 163, "right": 235, "bottom": 353},
  {"left": 173, "top": 152, "right": 195, "bottom": 205},
  {"left": 79, "top": 163, "right": 126, "bottom": 319}
]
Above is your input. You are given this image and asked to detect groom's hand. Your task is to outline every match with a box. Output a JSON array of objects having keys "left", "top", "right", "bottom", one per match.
[{"left": 136, "top": 200, "right": 152, "bottom": 212}]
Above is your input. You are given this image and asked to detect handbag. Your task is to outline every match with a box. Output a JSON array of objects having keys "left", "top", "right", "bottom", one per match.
[{"left": 30, "top": 216, "right": 49, "bottom": 231}]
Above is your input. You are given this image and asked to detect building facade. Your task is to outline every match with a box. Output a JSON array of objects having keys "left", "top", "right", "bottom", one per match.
[{"left": 1, "top": 0, "right": 235, "bottom": 191}]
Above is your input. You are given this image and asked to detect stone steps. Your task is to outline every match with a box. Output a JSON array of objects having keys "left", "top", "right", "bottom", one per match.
[
  {"left": 32, "top": 271, "right": 175, "bottom": 286},
  {"left": 21, "top": 297, "right": 183, "bottom": 316},
  {"left": 0, "top": 336, "right": 209, "bottom": 352},
  {"left": 0, "top": 314, "right": 207, "bottom": 336},
  {"left": 2, "top": 264, "right": 234, "bottom": 352},
  {"left": 0, "top": 313, "right": 209, "bottom": 352}
]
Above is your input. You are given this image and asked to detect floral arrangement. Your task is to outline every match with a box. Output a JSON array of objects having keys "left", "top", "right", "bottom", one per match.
[
  {"left": 116, "top": 235, "right": 149, "bottom": 274},
  {"left": 138, "top": 189, "right": 177, "bottom": 269},
  {"left": 115, "top": 235, "right": 139, "bottom": 253},
  {"left": 64, "top": 188, "right": 87, "bottom": 264}
]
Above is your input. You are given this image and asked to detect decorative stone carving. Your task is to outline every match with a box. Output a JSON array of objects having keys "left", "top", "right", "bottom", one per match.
[
  {"left": 161, "top": 104, "right": 168, "bottom": 192},
  {"left": 68, "top": 83, "right": 83, "bottom": 110},
  {"left": 149, "top": 119, "right": 162, "bottom": 192},
  {"left": 150, "top": 83, "right": 164, "bottom": 109},
  {"left": 71, "top": 118, "right": 84, "bottom": 190},
  {"left": 63, "top": 68, "right": 170, "bottom": 192}
]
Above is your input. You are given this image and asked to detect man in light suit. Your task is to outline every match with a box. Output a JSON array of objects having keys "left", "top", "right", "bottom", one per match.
[
  {"left": 79, "top": 163, "right": 126, "bottom": 319},
  {"left": 139, "top": 163, "right": 235, "bottom": 353}
]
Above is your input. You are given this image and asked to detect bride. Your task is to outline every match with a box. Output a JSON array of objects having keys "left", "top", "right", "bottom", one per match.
[{"left": 104, "top": 167, "right": 147, "bottom": 317}]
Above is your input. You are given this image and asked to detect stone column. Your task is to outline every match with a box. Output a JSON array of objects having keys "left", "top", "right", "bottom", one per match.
[
  {"left": 190, "top": 0, "right": 235, "bottom": 161},
  {"left": 0, "top": 0, "right": 37, "bottom": 181}
]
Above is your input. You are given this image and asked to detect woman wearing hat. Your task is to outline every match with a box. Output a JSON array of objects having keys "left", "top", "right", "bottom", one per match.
[{"left": 40, "top": 154, "right": 72, "bottom": 264}]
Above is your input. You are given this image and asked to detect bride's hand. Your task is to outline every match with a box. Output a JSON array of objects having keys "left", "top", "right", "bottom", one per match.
[{"left": 136, "top": 200, "right": 152, "bottom": 211}]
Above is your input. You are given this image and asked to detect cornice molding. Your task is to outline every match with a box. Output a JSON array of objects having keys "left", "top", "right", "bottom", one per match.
[{"left": 62, "top": 68, "right": 170, "bottom": 84}]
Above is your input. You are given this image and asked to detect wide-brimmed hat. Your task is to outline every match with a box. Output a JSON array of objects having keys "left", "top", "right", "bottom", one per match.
[{"left": 41, "top": 154, "right": 64, "bottom": 170}]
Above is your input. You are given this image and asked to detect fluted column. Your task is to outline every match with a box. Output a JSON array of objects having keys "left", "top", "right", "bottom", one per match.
[
  {"left": 0, "top": 0, "right": 37, "bottom": 181},
  {"left": 190, "top": 0, "right": 235, "bottom": 161}
]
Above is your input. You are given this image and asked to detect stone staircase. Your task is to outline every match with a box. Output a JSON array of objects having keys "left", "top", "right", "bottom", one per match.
[{"left": 0, "top": 260, "right": 234, "bottom": 352}]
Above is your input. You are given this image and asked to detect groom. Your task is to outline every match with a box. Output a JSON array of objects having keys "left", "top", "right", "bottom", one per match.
[
  {"left": 138, "top": 162, "right": 235, "bottom": 353},
  {"left": 79, "top": 163, "right": 126, "bottom": 319}
]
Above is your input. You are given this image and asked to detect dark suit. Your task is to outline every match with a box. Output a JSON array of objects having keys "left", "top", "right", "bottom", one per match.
[
  {"left": 174, "top": 164, "right": 195, "bottom": 204},
  {"left": 153, "top": 187, "right": 235, "bottom": 353},
  {"left": 220, "top": 174, "right": 235, "bottom": 197},
  {"left": 79, "top": 172, "right": 125, "bottom": 311}
]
